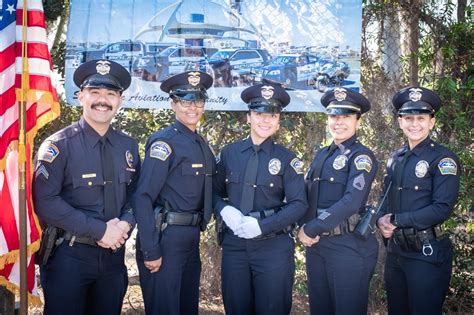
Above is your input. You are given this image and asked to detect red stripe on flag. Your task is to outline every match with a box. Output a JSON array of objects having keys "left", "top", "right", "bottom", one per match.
[
  {"left": 0, "top": 86, "right": 16, "bottom": 116},
  {"left": 16, "top": 9, "right": 46, "bottom": 29},
  {"left": 0, "top": 167, "right": 20, "bottom": 251}
]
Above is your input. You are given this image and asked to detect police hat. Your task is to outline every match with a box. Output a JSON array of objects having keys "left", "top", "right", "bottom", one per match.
[
  {"left": 241, "top": 83, "right": 290, "bottom": 113},
  {"left": 160, "top": 71, "right": 213, "bottom": 101},
  {"left": 321, "top": 87, "right": 370, "bottom": 115},
  {"left": 392, "top": 86, "right": 441, "bottom": 115},
  {"left": 73, "top": 59, "right": 131, "bottom": 92}
]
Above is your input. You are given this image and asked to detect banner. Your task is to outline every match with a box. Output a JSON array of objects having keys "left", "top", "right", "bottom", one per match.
[
  {"left": 65, "top": 0, "right": 362, "bottom": 111},
  {"left": 0, "top": 0, "right": 60, "bottom": 305}
]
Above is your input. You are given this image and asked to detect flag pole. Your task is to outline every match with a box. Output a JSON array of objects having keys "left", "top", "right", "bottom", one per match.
[{"left": 19, "top": 0, "right": 29, "bottom": 314}]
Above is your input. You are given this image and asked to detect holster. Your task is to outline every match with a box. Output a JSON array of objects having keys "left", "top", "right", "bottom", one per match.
[
  {"left": 34, "top": 226, "right": 64, "bottom": 266},
  {"left": 215, "top": 214, "right": 224, "bottom": 246},
  {"left": 393, "top": 228, "right": 422, "bottom": 251},
  {"left": 154, "top": 205, "right": 167, "bottom": 242}
]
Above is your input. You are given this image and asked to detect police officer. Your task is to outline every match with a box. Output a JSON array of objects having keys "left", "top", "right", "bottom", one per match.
[
  {"left": 33, "top": 59, "right": 140, "bottom": 314},
  {"left": 214, "top": 83, "right": 307, "bottom": 315},
  {"left": 134, "top": 71, "right": 215, "bottom": 315},
  {"left": 298, "top": 87, "right": 379, "bottom": 315},
  {"left": 377, "top": 87, "right": 460, "bottom": 315}
]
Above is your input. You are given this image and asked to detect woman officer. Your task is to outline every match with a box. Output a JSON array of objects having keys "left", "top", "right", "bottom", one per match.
[{"left": 298, "top": 87, "right": 379, "bottom": 315}]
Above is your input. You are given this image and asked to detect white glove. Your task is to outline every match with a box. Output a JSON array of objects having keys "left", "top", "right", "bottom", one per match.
[
  {"left": 235, "top": 216, "right": 262, "bottom": 239},
  {"left": 220, "top": 205, "right": 243, "bottom": 232}
]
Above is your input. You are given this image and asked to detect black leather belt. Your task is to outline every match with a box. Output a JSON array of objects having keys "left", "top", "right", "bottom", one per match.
[
  {"left": 392, "top": 225, "right": 444, "bottom": 253},
  {"left": 248, "top": 208, "right": 294, "bottom": 240},
  {"left": 63, "top": 232, "right": 97, "bottom": 247},
  {"left": 317, "top": 209, "right": 359, "bottom": 237},
  {"left": 165, "top": 212, "right": 202, "bottom": 227}
]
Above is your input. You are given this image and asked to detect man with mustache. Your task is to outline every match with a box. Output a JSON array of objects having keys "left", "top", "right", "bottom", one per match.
[{"left": 33, "top": 59, "right": 140, "bottom": 314}]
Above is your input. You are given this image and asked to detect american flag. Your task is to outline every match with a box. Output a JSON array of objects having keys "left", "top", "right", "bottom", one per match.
[{"left": 0, "top": 0, "right": 59, "bottom": 305}]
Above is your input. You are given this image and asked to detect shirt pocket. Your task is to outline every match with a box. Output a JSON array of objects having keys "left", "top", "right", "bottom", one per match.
[
  {"left": 225, "top": 171, "right": 240, "bottom": 185},
  {"left": 320, "top": 169, "right": 349, "bottom": 202},
  {"left": 403, "top": 176, "right": 432, "bottom": 192},
  {"left": 182, "top": 163, "right": 205, "bottom": 177},
  {"left": 72, "top": 175, "right": 104, "bottom": 207},
  {"left": 256, "top": 174, "right": 283, "bottom": 200}
]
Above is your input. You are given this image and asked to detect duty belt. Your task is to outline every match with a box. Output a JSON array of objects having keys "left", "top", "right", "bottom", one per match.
[
  {"left": 392, "top": 225, "right": 444, "bottom": 255},
  {"left": 247, "top": 208, "right": 294, "bottom": 240},
  {"left": 164, "top": 211, "right": 202, "bottom": 227},
  {"left": 317, "top": 209, "right": 359, "bottom": 237},
  {"left": 63, "top": 231, "right": 98, "bottom": 247}
]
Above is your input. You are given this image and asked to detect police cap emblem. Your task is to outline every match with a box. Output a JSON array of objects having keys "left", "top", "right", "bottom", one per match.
[
  {"left": 333, "top": 155, "right": 348, "bottom": 170},
  {"left": 415, "top": 160, "right": 429, "bottom": 178},
  {"left": 334, "top": 87, "right": 347, "bottom": 101},
  {"left": 268, "top": 158, "right": 281, "bottom": 175},
  {"left": 96, "top": 60, "right": 111, "bottom": 75},
  {"left": 150, "top": 141, "right": 172, "bottom": 161},
  {"left": 187, "top": 72, "right": 201, "bottom": 86},
  {"left": 408, "top": 88, "right": 423, "bottom": 102},
  {"left": 438, "top": 157, "right": 457, "bottom": 175},
  {"left": 261, "top": 85, "right": 275, "bottom": 100}
]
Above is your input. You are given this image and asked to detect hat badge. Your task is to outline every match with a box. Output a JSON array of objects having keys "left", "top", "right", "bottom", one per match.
[
  {"left": 261, "top": 85, "right": 274, "bottom": 100},
  {"left": 96, "top": 60, "right": 111, "bottom": 75},
  {"left": 188, "top": 72, "right": 201, "bottom": 86},
  {"left": 409, "top": 88, "right": 423, "bottom": 102},
  {"left": 334, "top": 87, "right": 347, "bottom": 101}
]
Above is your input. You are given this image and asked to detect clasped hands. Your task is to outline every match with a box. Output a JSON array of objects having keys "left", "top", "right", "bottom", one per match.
[
  {"left": 221, "top": 206, "right": 262, "bottom": 239},
  {"left": 97, "top": 218, "right": 131, "bottom": 250},
  {"left": 297, "top": 226, "right": 320, "bottom": 247}
]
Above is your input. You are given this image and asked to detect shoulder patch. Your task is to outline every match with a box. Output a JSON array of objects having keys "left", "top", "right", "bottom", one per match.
[
  {"left": 37, "top": 142, "right": 60, "bottom": 163},
  {"left": 354, "top": 154, "right": 372, "bottom": 173},
  {"left": 290, "top": 158, "right": 304, "bottom": 175},
  {"left": 438, "top": 157, "right": 457, "bottom": 175},
  {"left": 150, "top": 141, "right": 172, "bottom": 161}
]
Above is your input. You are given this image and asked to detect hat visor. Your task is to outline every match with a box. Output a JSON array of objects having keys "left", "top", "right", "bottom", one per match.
[
  {"left": 398, "top": 109, "right": 434, "bottom": 115},
  {"left": 171, "top": 90, "right": 208, "bottom": 101},
  {"left": 325, "top": 108, "right": 359, "bottom": 115},
  {"left": 248, "top": 104, "right": 282, "bottom": 113},
  {"left": 81, "top": 75, "right": 123, "bottom": 91}
]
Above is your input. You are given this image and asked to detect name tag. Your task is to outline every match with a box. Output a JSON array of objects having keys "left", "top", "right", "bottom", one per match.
[
  {"left": 192, "top": 164, "right": 203, "bottom": 168},
  {"left": 82, "top": 173, "right": 96, "bottom": 179}
]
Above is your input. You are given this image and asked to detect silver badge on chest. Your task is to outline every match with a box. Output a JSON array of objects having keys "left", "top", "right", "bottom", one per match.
[
  {"left": 268, "top": 158, "right": 281, "bottom": 175},
  {"left": 333, "top": 155, "right": 348, "bottom": 170},
  {"left": 415, "top": 160, "right": 429, "bottom": 178}
]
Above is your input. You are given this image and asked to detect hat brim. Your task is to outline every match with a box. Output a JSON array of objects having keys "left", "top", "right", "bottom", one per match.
[
  {"left": 171, "top": 90, "right": 208, "bottom": 101},
  {"left": 325, "top": 107, "right": 360, "bottom": 115},
  {"left": 248, "top": 104, "right": 282, "bottom": 113}
]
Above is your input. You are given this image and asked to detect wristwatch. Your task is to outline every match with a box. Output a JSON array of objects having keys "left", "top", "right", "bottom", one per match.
[{"left": 390, "top": 214, "right": 398, "bottom": 227}]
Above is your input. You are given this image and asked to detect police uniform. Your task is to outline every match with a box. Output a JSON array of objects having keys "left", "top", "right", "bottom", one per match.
[
  {"left": 379, "top": 87, "right": 460, "bottom": 315},
  {"left": 33, "top": 60, "right": 140, "bottom": 314},
  {"left": 302, "top": 88, "right": 379, "bottom": 315},
  {"left": 134, "top": 71, "right": 215, "bottom": 315},
  {"left": 214, "top": 83, "right": 307, "bottom": 315}
]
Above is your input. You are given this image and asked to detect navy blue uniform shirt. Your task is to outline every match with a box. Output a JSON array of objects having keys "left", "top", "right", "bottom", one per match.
[
  {"left": 380, "top": 136, "right": 460, "bottom": 231},
  {"left": 33, "top": 117, "right": 140, "bottom": 240},
  {"left": 134, "top": 121, "right": 216, "bottom": 261},
  {"left": 304, "top": 135, "right": 378, "bottom": 238},
  {"left": 214, "top": 137, "right": 307, "bottom": 235}
]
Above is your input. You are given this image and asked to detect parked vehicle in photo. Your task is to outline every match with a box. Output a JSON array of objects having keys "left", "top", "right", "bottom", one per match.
[
  {"left": 259, "top": 53, "right": 319, "bottom": 87},
  {"left": 308, "top": 60, "right": 351, "bottom": 92}
]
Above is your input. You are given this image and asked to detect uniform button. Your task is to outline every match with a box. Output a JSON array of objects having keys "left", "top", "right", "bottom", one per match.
[
  {"left": 269, "top": 183, "right": 274, "bottom": 187},
  {"left": 330, "top": 177, "right": 334, "bottom": 182},
  {"left": 88, "top": 181, "right": 92, "bottom": 186},
  {"left": 104, "top": 181, "right": 107, "bottom": 185},
  {"left": 196, "top": 171, "right": 199, "bottom": 175},
  {"left": 225, "top": 179, "right": 229, "bottom": 183},
  {"left": 415, "top": 185, "right": 419, "bottom": 190},
  {"left": 430, "top": 144, "right": 434, "bottom": 147},
  {"left": 174, "top": 128, "right": 178, "bottom": 131},
  {"left": 74, "top": 128, "right": 78, "bottom": 131}
]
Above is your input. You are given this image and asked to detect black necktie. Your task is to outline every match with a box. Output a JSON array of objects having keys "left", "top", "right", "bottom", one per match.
[
  {"left": 392, "top": 150, "right": 412, "bottom": 214},
  {"left": 100, "top": 137, "right": 117, "bottom": 221},
  {"left": 197, "top": 136, "right": 213, "bottom": 231},
  {"left": 299, "top": 144, "right": 338, "bottom": 225},
  {"left": 240, "top": 144, "right": 260, "bottom": 214}
]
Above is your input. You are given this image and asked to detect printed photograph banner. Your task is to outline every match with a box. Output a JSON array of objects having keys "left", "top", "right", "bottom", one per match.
[{"left": 65, "top": 0, "right": 362, "bottom": 112}]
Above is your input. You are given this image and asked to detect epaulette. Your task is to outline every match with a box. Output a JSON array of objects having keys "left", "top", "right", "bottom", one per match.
[{"left": 46, "top": 122, "right": 81, "bottom": 143}]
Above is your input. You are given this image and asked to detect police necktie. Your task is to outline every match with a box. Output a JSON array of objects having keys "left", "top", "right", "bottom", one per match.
[
  {"left": 100, "top": 137, "right": 117, "bottom": 221},
  {"left": 240, "top": 144, "right": 260, "bottom": 215},
  {"left": 197, "top": 136, "right": 213, "bottom": 231},
  {"left": 299, "top": 143, "right": 338, "bottom": 225},
  {"left": 392, "top": 149, "right": 412, "bottom": 214}
]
